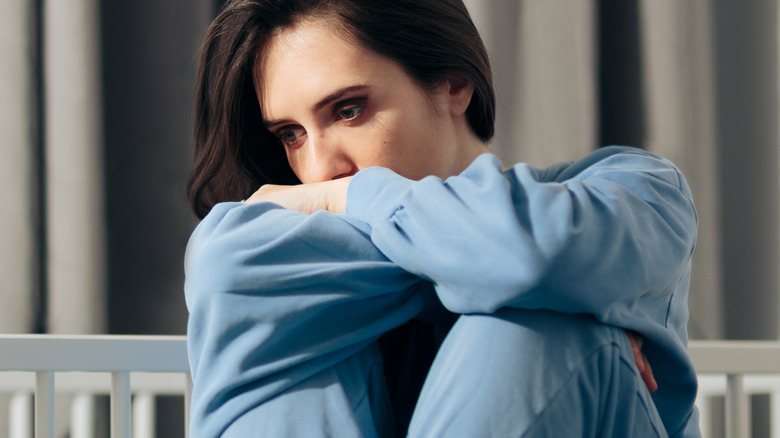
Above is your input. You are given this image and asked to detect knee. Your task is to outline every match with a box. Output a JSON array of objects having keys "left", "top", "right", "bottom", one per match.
[
  {"left": 447, "top": 309, "right": 626, "bottom": 363},
  {"left": 430, "top": 309, "right": 636, "bottom": 398},
  {"left": 409, "top": 310, "right": 646, "bottom": 437},
  {"left": 431, "top": 308, "right": 641, "bottom": 408}
]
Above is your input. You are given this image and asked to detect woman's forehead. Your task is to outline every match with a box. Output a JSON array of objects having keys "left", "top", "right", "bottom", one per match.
[
  {"left": 254, "top": 19, "right": 403, "bottom": 116},
  {"left": 254, "top": 17, "right": 363, "bottom": 81}
]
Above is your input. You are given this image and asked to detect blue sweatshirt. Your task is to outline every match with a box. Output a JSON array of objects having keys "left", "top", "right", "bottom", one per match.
[{"left": 185, "top": 146, "right": 699, "bottom": 437}]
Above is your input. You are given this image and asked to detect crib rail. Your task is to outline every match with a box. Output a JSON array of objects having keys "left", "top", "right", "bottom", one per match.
[
  {"left": 1, "top": 335, "right": 779, "bottom": 438},
  {"left": 0, "top": 334, "right": 190, "bottom": 438},
  {"left": 688, "top": 340, "right": 780, "bottom": 438}
]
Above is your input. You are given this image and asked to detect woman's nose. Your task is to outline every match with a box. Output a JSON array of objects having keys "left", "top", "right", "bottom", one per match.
[{"left": 298, "top": 134, "right": 357, "bottom": 183}]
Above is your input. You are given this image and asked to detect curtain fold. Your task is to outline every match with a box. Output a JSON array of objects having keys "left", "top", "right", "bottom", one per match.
[
  {"left": 44, "top": 0, "right": 106, "bottom": 334},
  {"left": 467, "top": 0, "right": 597, "bottom": 166},
  {"left": 713, "top": 1, "right": 780, "bottom": 341},
  {"left": 639, "top": 0, "right": 723, "bottom": 339},
  {"left": 511, "top": 0, "right": 598, "bottom": 167},
  {"left": 0, "top": 0, "right": 36, "bottom": 334}
]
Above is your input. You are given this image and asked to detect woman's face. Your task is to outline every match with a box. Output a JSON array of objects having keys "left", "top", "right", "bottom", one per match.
[{"left": 254, "top": 18, "right": 486, "bottom": 184}]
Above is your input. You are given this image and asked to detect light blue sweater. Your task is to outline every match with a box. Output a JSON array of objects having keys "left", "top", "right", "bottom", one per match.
[{"left": 185, "top": 146, "right": 699, "bottom": 437}]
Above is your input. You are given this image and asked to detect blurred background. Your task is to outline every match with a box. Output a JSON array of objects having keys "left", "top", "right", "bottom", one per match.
[{"left": 1, "top": 0, "right": 778, "bottom": 435}]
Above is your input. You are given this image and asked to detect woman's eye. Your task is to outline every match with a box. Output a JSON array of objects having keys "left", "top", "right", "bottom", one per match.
[
  {"left": 337, "top": 106, "right": 363, "bottom": 121},
  {"left": 277, "top": 127, "right": 305, "bottom": 148}
]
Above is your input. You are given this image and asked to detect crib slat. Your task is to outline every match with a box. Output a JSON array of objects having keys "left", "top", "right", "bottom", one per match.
[
  {"left": 185, "top": 373, "right": 192, "bottom": 438},
  {"left": 10, "top": 392, "right": 32, "bottom": 438},
  {"left": 35, "top": 372, "right": 54, "bottom": 438},
  {"left": 695, "top": 395, "right": 711, "bottom": 438},
  {"left": 772, "top": 390, "right": 780, "bottom": 438},
  {"left": 726, "top": 374, "right": 749, "bottom": 438},
  {"left": 71, "top": 393, "right": 95, "bottom": 438},
  {"left": 133, "top": 392, "right": 155, "bottom": 438},
  {"left": 112, "top": 372, "right": 131, "bottom": 438}
]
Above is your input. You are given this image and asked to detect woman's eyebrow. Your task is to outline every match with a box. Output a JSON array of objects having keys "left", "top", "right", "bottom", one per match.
[
  {"left": 312, "top": 85, "right": 371, "bottom": 112},
  {"left": 264, "top": 84, "right": 371, "bottom": 129}
]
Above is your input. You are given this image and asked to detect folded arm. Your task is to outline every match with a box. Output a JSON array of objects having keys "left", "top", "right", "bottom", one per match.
[
  {"left": 345, "top": 147, "right": 697, "bottom": 325},
  {"left": 185, "top": 202, "right": 428, "bottom": 436}
]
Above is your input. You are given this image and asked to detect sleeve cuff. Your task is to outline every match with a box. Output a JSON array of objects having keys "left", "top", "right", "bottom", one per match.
[{"left": 346, "top": 167, "right": 416, "bottom": 225}]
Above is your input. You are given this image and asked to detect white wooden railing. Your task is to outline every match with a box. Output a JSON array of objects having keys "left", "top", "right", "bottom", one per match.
[
  {"left": 689, "top": 340, "right": 780, "bottom": 438},
  {"left": 1, "top": 336, "right": 780, "bottom": 438},
  {"left": 0, "top": 335, "right": 190, "bottom": 438}
]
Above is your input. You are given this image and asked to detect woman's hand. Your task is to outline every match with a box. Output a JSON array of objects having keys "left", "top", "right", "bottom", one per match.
[
  {"left": 243, "top": 177, "right": 351, "bottom": 214},
  {"left": 626, "top": 330, "right": 658, "bottom": 392}
]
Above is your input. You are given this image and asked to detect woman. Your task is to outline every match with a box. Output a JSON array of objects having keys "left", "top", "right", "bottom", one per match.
[{"left": 185, "top": 0, "right": 700, "bottom": 437}]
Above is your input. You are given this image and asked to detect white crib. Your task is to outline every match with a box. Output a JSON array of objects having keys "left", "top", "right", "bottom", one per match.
[
  {"left": 0, "top": 335, "right": 190, "bottom": 438},
  {"left": 0, "top": 335, "right": 778, "bottom": 438},
  {"left": 689, "top": 340, "right": 780, "bottom": 438}
]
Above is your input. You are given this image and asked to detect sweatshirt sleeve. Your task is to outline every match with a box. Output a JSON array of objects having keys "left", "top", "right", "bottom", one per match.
[
  {"left": 184, "top": 201, "right": 429, "bottom": 437},
  {"left": 345, "top": 146, "right": 697, "bottom": 328}
]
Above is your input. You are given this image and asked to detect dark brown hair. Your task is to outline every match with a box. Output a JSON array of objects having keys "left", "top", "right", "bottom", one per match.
[{"left": 187, "top": 0, "right": 495, "bottom": 219}]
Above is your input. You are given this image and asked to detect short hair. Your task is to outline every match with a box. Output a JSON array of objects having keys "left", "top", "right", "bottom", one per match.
[{"left": 187, "top": 0, "right": 495, "bottom": 219}]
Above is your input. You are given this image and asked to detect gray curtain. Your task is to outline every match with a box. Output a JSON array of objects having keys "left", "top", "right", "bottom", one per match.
[
  {"left": 1, "top": 0, "right": 37, "bottom": 334},
  {"left": 1, "top": 0, "right": 210, "bottom": 337},
  {"left": 1, "top": 0, "right": 779, "bottom": 399}
]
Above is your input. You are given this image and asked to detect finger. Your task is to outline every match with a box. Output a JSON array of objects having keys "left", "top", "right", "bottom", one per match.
[
  {"left": 641, "top": 355, "right": 659, "bottom": 392},
  {"left": 626, "top": 331, "right": 645, "bottom": 373},
  {"left": 633, "top": 347, "right": 645, "bottom": 373}
]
